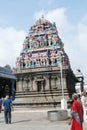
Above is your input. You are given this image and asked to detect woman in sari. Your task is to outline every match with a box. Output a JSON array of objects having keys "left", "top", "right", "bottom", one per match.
[{"left": 69, "top": 93, "right": 83, "bottom": 130}]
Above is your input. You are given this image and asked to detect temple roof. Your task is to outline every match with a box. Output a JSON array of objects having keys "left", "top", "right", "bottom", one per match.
[{"left": 0, "top": 66, "right": 16, "bottom": 79}]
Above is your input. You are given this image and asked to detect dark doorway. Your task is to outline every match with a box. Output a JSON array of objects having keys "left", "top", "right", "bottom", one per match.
[
  {"left": 0, "top": 78, "right": 16, "bottom": 98},
  {"left": 37, "top": 81, "right": 42, "bottom": 92}
]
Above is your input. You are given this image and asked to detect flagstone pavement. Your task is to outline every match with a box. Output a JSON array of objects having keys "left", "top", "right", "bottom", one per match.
[{"left": 0, "top": 107, "right": 87, "bottom": 130}]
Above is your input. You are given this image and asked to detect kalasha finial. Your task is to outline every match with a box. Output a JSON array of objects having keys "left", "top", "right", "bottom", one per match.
[{"left": 41, "top": 15, "right": 44, "bottom": 19}]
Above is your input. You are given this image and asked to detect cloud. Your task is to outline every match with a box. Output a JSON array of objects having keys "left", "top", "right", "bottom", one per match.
[
  {"left": 34, "top": 8, "right": 75, "bottom": 35},
  {"left": 0, "top": 27, "right": 26, "bottom": 68},
  {"left": 47, "top": 0, "right": 55, "bottom": 5},
  {"left": 34, "top": 9, "right": 87, "bottom": 79}
]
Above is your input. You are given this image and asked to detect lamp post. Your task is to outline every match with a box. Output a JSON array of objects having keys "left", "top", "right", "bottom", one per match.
[
  {"left": 58, "top": 51, "right": 67, "bottom": 110},
  {"left": 60, "top": 58, "right": 64, "bottom": 99}
]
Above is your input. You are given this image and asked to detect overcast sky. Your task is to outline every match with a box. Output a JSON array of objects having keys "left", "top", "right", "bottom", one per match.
[{"left": 0, "top": 0, "right": 87, "bottom": 81}]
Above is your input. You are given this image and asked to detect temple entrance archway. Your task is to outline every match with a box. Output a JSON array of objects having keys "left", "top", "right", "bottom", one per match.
[{"left": 37, "top": 81, "right": 42, "bottom": 92}]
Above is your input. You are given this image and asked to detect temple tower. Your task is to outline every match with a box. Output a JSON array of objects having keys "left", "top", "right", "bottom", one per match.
[{"left": 14, "top": 17, "right": 76, "bottom": 106}]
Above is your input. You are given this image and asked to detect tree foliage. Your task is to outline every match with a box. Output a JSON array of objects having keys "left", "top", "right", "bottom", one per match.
[{"left": 4, "top": 64, "right": 11, "bottom": 71}]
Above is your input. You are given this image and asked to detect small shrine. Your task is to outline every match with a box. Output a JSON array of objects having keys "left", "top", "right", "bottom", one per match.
[
  {"left": 14, "top": 16, "right": 77, "bottom": 106},
  {"left": 0, "top": 66, "right": 16, "bottom": 99}
]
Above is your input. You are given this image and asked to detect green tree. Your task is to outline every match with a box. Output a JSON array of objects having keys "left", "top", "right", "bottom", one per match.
[{"left": 4, "top": 64, "right": 11, "bottom": 71}]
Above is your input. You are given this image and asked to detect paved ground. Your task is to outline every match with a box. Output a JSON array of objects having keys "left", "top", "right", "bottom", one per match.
[{"left": 0, "top": 107, "right": 87, "bottom": 130}]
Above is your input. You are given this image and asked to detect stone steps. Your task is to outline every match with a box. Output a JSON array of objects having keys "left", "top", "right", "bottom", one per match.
[
  {"left": 14, "top": 94, "right": 70, "bottom": 106},
  {"left": 14, "top": 89, "right": 71, "bottom": 107},
  {"left": 15, "top": 93, "right": 69, "bottom": 98},
  {"left": 15, "top": 89, "right": 69, "bottom": 96}
]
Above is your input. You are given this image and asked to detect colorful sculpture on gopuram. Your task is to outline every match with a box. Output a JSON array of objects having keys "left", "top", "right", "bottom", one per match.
[{"left": 16, "top": 16, "right": 69, "bottom": 69}]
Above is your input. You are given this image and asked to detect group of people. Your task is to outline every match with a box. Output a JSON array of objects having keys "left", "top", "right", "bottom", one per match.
[
  {"left": 0, "top": 95, "right": 13, "bottom": 124},
  {"left": 69, "top": 90, "right": 87, "bottom": 130}
]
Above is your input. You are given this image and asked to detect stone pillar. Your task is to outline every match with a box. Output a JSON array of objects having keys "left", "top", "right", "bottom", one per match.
[
  {"left": 23, "top": 76, "right": 30, "bottom": 92},
  {"left": 18, "top": 78, "right": 23, "bottom": 92},
  {"left": 27, "top": 77, "right": 31, "bottom": 91},
  {"left": 45, "top": 75, "right": 50, "bottom": 90},
  {"left": 41, "top": 81, "right": 44, "bottom": 91},
  {"left": 42, "top": 80, "right": 45, "bottom": 91},
  {"left": 26, "top": 77, "right": 30, "bottom": 91},
  {"left": 56, "top": 75, "right": 61, "bottom": 90},
  {"left": 16, "top": 79, "right": 19, "bottom": 92},
  {"left": 63, "top": 75, "right": 67, "bottom": 89},
  {"left": 11, "top": 80, "right": 15, "bottom": 99},
  {"left": 33, "top": 79, "right": 37, "bottom": 91},
  {"left": 22, "top": 78, "right": 27, "bottom": 92},
  {"left": 30, "top": 76, "right": 34, "bottom": 91}
]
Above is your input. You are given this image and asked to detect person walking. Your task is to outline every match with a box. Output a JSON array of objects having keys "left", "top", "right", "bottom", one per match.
[
  {"left": 3, "top": 95, "right": 13, "bottom": 124},
  {"left": 69, "top": 93, "right": 83, "bottom": 130}
]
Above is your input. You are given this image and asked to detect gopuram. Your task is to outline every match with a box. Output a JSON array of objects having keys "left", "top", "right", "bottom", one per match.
[{"left": 14, "top": 16, "right": 77, "bottom": 106}]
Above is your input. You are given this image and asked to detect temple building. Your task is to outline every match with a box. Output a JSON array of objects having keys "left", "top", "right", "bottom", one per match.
[
  {"left": 0, "top": 66, "right": 16, "bottom": 99},
  {"left": 14, "top": 16, "right": 78, "bottom": 106}
]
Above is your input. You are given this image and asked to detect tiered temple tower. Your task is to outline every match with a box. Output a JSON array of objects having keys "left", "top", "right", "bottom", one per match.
[{"left": 14, "top": 16, "right": 77, "bottom": 106}]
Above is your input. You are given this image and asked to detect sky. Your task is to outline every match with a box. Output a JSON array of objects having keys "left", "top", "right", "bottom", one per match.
[{"left": 0, "top": 0, "right": 87, "bottom": 82}]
